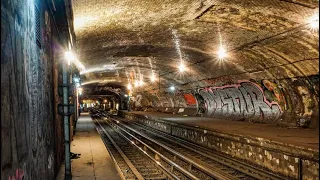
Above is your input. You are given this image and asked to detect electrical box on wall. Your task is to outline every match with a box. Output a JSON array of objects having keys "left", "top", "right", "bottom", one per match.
[{"left": 58, "top": 104, "right": 75, "bottom": 116}]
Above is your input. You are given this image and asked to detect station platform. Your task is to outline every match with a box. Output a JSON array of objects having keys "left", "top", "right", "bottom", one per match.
[
  {"left": 56, "top": 113, "right": 121, "bottom": 180},
  {"left": 123, "top": 111, "right": 319, "bottom": 150}
]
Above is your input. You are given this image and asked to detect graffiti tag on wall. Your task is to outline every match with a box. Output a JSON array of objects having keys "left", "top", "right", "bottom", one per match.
[
  {"left": 183, "top": 94, "right": 197, "bottom": 106},
  {"left": 8, "top": 169, "right": 24, "bottom": 180},
  {"left": 198, "top": 81, "right": 282, "bottom": 121}
]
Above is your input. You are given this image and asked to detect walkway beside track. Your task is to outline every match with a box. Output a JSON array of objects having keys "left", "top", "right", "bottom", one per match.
[{"left": 56, "top": 112, "right": 121, "bottom": 180}]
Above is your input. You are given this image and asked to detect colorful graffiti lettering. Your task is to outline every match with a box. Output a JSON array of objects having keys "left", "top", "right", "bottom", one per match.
[
  {"left": 135, "top": 94, "right": 142, "bottom": 107},
  {"left": 8, "top": 169, "right": 24, "bottom": 180},
  {"left": 183, "top": 94, "right": 197, "bottom": 105},
  {"left": 198, "top": 81, "right": 282, "bottom": 121}
]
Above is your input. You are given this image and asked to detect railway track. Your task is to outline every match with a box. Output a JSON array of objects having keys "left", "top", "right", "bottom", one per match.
[
  {"left": 93, "top": 117, "right": 180, "bottom": 180},
  {"left": 92, "top": 112, "right": 289, "bottom": 180}
]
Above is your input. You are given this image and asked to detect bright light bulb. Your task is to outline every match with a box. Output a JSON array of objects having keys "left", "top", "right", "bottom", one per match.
[
  {"left": 65, "top": 51, "right": 75, "bottom": 61},
  {"left": 150, "top": 74, "right": 156, "bottom": 82},
  {"left": 74, "top": 78, "right": 80, "bottom": 83},
  {"left": 178, "top": 63, "right": 185, "bottom": 72},
  {"left": 139, "top": 80, "right": 144, "bottom": 86},
  {"left": 78, "top": 87, "right": 83, "bottom": 95},
  {"left": 135, "top": 80, "right": 139, "bottom": 87},
  {"left": 170, "top": 86, "right": 175, "bottom": 91},
  {"left": 308, "top": 12, "right": 319, "bottom": 31},
  {"left": 217, "top": 46, "right": 227, "bottom": 59},
  {"left": 127, "top": 84, "right": 132, "bottom": 90}
]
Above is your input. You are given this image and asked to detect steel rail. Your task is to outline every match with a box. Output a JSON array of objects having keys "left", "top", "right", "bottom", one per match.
[
  {"left": 130, "top": 121, "right": 288, "bottom": 180},
  {"left": 95, "top": 118, "right": 145, "bottom": 180},
  {"left": 94, "top": 118, "right": 132, "bottom": 180},
  {"left": 106, "top": 120, "right": 200, "bottom": 180},
  {"left": 111, "top": 116, "right": 288, "bottom": 180},
  {"left": 95, "top": 117, "right": 181, "bottom": 180},
  {"left": 109, "top": 119, "right": 233, "bottom": 180}
]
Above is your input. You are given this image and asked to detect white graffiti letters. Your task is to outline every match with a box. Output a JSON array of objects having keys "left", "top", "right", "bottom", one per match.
[{"left": 199, "top": 82, "right": 282, "bottom": 121}]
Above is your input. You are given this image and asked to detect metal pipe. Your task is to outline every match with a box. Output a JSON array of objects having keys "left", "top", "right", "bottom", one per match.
[
  {"left": 62, "top": 61, "right": 72, "bottom": 179},
  {"left": 158, "top": 70, "right": 160, "bottom": 92},
  {"left": 298, "top": 158, "right": 303, "bottom": 180}
]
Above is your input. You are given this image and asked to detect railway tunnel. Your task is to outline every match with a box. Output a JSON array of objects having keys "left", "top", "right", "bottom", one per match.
[{"left": 1, "top": 0, "right": 319, "bottom": 180}]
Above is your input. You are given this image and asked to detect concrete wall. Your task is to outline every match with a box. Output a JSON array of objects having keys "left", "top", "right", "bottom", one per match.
[
  {"left": 1, "top": 0, "right": 68, "bottom": 179},
  {"left": 131, "top": 76, "right": 319, "bottom": 128}
]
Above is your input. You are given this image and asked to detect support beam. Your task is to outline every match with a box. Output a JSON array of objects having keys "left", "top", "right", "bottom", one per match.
[{"left": 62, "top": 61, "right": 72, "bottom": 179}]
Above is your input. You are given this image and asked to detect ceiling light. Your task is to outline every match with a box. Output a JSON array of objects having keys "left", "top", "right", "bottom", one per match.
[
  {"left": 139, "top": 80, "right": 144, "bottom": 86},
  {"left": 127, "top": 83, "right": 132, "bottom": 90},
  {"left": 170, "top": 86, "right": 175, "bottom": 91},
  {"left": 150, "top": 73, "right": 156, "bottom": 82},
  {"left": 178, "top": 63, "right": 186, "bottom": 72},
  {"left": 65, "top": 51, "right": 76, "bottom": 65},
  {"left": 308, "top": 12, "right": 319, "bottom": 31},
  {"left": 217, "top": 46, "right": 227, "bottom": 59},
  {"left": 74, "top": 78, "right": 80, "bottom": 83},
  {"left": 135, "top": 80, "right": 139, "bottom": 87},
  {"left": 78, "top": 87, "right": 83, "bottom": 95}
]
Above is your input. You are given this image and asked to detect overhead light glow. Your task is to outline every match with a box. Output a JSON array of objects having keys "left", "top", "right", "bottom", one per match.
[
  {"left": 65, "top": 51, "right": 85, "bottom": 70},
  {"left": 178, "top": 63, "right": 186, "bottom": 72},
  {"left": 124, "top": 94, "right": 128, "bottom": 97},
  {"left": 65, "top": 51, "right": 75, "bottom": 65},
  {"left": 217, "top": 46, "right": 227, "bottom": 60},
  {"left": 150, "top": 73, "right": 156, "bottom": 82},
  {"left": 170, "top": 86, "right": 175, "bottom": 91},
  {"left": 78, "top": 87, "right": 83, "bottom": 95},
  {"left": 307, "top": 12, "right": 319, "bottom": 31},
  {"left": 127, "top": 83, "right": 132, "bottom": 90},
  {"left": 74, "top": 77, "right": 80, "bottom": 83},
  {"left": 139, "top": 80, "right": 144, "bottom": 86},
  {"left": 135, "top": 80, "right": 139, "bottom": 87},
  {"left": 74, "top": 16, "right": 96, "bottom": 30}
]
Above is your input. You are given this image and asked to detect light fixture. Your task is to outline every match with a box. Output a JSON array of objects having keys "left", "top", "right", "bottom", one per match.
[
  {"left": 78, "top": 87, "right": 83, "bottom": 95},
  {"left": 74, "top": 77, "right": 80, "bottom": 83},
  {"left": 217, "top": 45, "right": 227, "bottom": 60},
  {"left": 170, "top": 86, "right": 175, "bottom": 91},
  {"left": 307, "top": 12, "right": 319, "bottom": 31},
  {"left": 139, "top": 80, "right": 144, "bottom": 86},
  {"left": 124, "top": 94, "right": 128, "bottom": 97},
  {"left": 150, "top": 73, "right": 156, "bottom": 82},
  {"left": 178, "top": 63, "right": 186, "bottom": 72},
  {"left": 135, "top": 80, "right": 139, "bottom": 87},
  {"left": 65, "top": 51, "right": 76, "bottom": 65},
  {"left": 127, "top": 83, "right": 132, "bottom": 90}
]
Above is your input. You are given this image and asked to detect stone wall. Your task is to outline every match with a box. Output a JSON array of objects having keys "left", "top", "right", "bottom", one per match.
[
  {"left": 131, "top": 77, "right": 319, "bottom": 128},
  {"left": 1, "top": 0, "right": 68, "bottom": 179}
]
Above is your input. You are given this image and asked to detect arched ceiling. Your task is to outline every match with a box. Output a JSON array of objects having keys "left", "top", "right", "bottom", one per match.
[{"left": 72, "top": 0, "right": 319, "bottom": 91}]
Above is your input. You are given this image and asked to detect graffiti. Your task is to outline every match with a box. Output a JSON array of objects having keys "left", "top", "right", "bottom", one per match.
[
  {"left": 135, "top": 94, "right": 142, "bottom": 107},
  {"left": 183, "top": 94, "right": 197, "bottom": 105},
  {"left": 261, "top": 80, "right": 287, "bottom": 110},
  {"left": 8, "top": 169, "right": 24, "bottom": 180},
  {"left": 198, "top": 81, "right": 282, "bottom": 121}
]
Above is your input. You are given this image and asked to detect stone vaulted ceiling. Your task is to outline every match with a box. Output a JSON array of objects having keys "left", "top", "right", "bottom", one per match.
[{"left": 72, "top": 0, "right": 319, "bottom": 91}]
